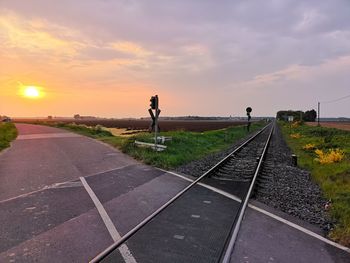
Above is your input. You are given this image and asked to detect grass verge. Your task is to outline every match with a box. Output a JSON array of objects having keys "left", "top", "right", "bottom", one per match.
[
  {"left": 280, "top": 121, "right": 350, "bottom": 246},
  {"left": 0, "top": 123, "right": 18, "bottom": 151},
  {"left": 102, "top": 122, "right": 265, "bottom": 168},
  {"left": 49, "top": 121, "right": 265, "bottom": 169}
]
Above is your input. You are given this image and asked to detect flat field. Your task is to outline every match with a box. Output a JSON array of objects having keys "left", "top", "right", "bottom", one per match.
[
  {"left": 306, "top": 122, "right": 350, "bottom": 131},
  {"left": 14, "top": 118, "right": 251, "bottom": 132}
]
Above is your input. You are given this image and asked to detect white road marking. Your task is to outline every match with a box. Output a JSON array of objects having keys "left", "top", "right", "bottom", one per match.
[
  {"left": 173, "top": 235, "right": 185, "bottom": 240},
  {"left": 0, "top": 189, "right": 47, "bottom": 204},
  {"left": 161, "top": 169, "right": 241, "bottom": 203},
  {"left": 80, "top": 177, "right": 137, "bottom": 263},
  {"left": 0, "top": 166, "right": 132, "bottom": 204},
  {"left": 162, "top": 169, "right": 350, "bottom": 254},
  {"left": 249, "top": 204, "right": 350, "bottom": 253},
  {"left": 85, "top": 165, "right": 134, "bottom": 178},
  {"left": 51, "top": 181, "right": 83, "bottom": 189}
]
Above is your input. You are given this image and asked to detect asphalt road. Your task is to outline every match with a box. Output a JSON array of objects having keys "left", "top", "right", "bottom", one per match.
[
  {"left": 0, "top": 124, "right": 138, "bottom": 201},
  {"left": 232, "top": 201, "right": 350, "bottom": 263},
  {"left": 0, "top": 124, "right": 189, "bottom": 262}
]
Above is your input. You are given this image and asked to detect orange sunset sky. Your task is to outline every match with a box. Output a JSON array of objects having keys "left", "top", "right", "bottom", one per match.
[{"left": 1, "top": 1, "right": 350, "bottom": 118}]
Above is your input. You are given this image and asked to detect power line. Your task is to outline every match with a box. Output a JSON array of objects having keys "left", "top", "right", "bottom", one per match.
[
  {"left": 321, "top": 94, "right": 350, "bottom": 104},
  {"left": 317, "top": 93, "right": 350, "bottom": 125}
]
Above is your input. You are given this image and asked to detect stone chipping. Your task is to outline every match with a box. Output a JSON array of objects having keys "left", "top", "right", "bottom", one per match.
[{"left": 176, "top": 124, "right": 334, "bottom": 233}]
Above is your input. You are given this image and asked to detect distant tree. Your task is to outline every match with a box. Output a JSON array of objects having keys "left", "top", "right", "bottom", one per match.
[
  {"left": 276, "top": 110, "right": 304, "bottom": 121},
  {"left": 303, "top": 109, "right": 317, "bottom": 122},
  {"left": 74, "top": 114, "right": 81, "bottom": 119},
  {"left": 47, "top": 116, "right": 53, "bottom": 120}
]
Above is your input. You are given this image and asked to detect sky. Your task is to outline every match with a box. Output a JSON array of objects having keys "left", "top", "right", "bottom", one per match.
[{"left": 0, "top": 0, "right": 349, "bottom": 118}]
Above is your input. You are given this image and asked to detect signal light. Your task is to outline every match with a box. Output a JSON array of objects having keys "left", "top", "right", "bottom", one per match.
[{"left": 150, "top": 95, "right": 158, "bottom": 109}]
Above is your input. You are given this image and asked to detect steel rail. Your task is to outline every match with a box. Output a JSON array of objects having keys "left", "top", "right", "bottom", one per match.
[
  {"left": 90, "top": 122, "right": 272, "bottom": 263},
  {"left": 220, "top": 121, "right": 275, "bottom": 263}
]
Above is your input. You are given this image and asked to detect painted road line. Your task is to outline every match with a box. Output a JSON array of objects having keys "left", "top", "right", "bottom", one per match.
[
  {"left": 80, "top": 177, "right": 137, "bottom": 263},
  {"left": 161, "top": 169, "right": 241, "bottom": 203},
  {"left": 0, "top": 166, "right": 133, "bottom": 204},
  {"left": 84, "top": 164, "right": 134, "bottom": 179},
  {"left": 0, "top": 188, "right": 51, "bottom": 204},
  {"left": 249, "top": 204, "right": 350, "bottom": 253},
  {"left": 162, "top": 169, "right": 350, "bottom": 254}
]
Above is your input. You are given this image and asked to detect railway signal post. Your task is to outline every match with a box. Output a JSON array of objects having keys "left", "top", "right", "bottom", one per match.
[
  {"left": 149, "top": 95, "right": 161, "bottom": 151},
  {"left": 246, "top": 107, "right": 252, "bottom": 132}
]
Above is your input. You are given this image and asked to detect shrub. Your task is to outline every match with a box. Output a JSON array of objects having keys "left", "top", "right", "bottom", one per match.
[
  {"left": 303, "top": 143, "right": 316, "bottom": 151},
  {"left": 291, "top": 121, "right": 302, "bottom": 128},
  {"left": 315, "top": 149, "right": 345, "bottom": 164},
  {"left": 94, "top": 124, "right": 103, "bottom": 132},
  {"left": 290, "top": 133, "right": 301, "bottom": 139}
]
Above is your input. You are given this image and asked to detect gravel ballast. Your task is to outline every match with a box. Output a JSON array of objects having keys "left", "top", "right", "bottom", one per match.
[
  {"left": 176, "top": 129, "right": 263, "bottom": 177},
  {"left": 176, "top": 123, "right": 333, "bottom": 232},
  {"left": 255, "top": 124, "right": 333, "bottom": 232}
]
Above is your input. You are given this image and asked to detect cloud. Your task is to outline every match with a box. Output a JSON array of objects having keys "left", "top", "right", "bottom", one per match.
[
  {"left": 109, "top": 41, "right": 153, "bottom": 57},
  {"left": 1, "top": 0, "right": 350, "bottom": 117},
  {"left": 0, "top": 10, "right": 85, "bottom": 58},
  {"left": 236, "top": 55, "right": 350, "bottom": 88},
  {"left": 293, "top": 9, "right": 327, "bottom": 33},
  {"left": 0, "top": 10, "right": 173, "bottom": 75}
]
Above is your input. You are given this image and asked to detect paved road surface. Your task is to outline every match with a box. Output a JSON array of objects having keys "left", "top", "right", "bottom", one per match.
[
  {"left": 0, "top": 124, "right": 189, "bottom": 262},
  {"left": 0, "top": 124, "right": 137, "bottom": 201},
  {"left": 232, "top": 201, "right": 350, "bottom": 263}
]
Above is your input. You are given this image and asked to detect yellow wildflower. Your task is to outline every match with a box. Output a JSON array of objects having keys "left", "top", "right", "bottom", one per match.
[
  {"left": 314, "top": 149, "right": 345, "bottom": 164},
  {"left": 303, "top": 143, "right": 316, "bottom": 151},
  {"left": 290, "top": 133, "right": 301, "bottom": 139},
  {"left": 291, "top": 121, "right": 301, "bottom": 128}
]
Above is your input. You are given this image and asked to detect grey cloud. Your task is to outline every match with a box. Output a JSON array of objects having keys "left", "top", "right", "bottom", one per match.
[{"left": 77, "top": 46, "right": 134, "bottom": 61}]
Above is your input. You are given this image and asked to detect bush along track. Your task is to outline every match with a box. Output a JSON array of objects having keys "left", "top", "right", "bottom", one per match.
[
  {"left": 0, "top": 123, "right": 17, "bottom": 151},
  {"left": 278, "top": 121, "right": 350, "bottom": 247}
]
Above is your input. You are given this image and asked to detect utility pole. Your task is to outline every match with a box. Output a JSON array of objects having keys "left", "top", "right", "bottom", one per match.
[{"left": 317, "top": 101, "right": 320, "bottom": 126}]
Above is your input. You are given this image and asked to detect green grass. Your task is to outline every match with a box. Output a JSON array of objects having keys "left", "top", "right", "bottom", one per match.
[
  {"left": 0, "top": 123, "right": 18, "bottom": 151},
  {"left": 51, "top": 121, "right": 265, "bottom": 169},
  {"left": 280, "top": 121, "right": 350, "bottom": 246},
  {"left": 102, "top": 122, "right": 265, "bottom": 169}
]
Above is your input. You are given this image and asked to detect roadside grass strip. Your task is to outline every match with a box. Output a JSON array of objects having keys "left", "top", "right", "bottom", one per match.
[
  {"left": 102, "top": 122, "right": 266, "bottom": 169},
  {"left": 280, "top": 121, "right": 350, "bottom": 247},
  {"left": 0, "top": 123, "right": 17, "bottom": 151}
]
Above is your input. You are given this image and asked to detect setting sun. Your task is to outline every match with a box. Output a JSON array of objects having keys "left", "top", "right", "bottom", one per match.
[{"left": 21, "top": 86, "right": 43, "bottom": 99}]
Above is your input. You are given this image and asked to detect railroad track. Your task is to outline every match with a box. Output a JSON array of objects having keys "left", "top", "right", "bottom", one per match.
[{"left": 91, "top": 122, "right": 275, "bottom": 263}]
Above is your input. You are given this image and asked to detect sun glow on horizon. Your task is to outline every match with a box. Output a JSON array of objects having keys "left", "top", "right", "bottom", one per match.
[{"left": 21, "top": 86, "right": 44, "bottom": 99}]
